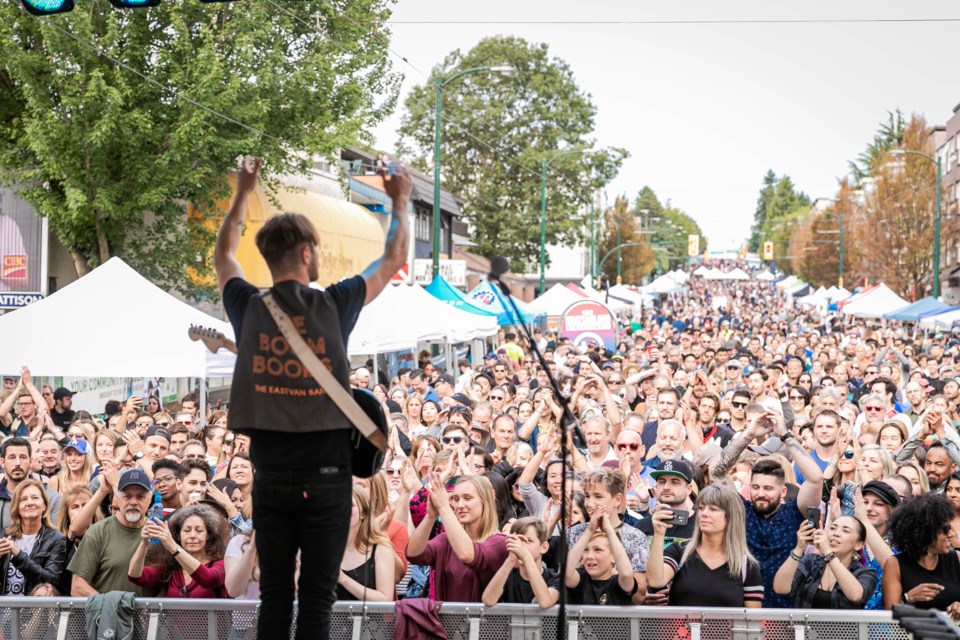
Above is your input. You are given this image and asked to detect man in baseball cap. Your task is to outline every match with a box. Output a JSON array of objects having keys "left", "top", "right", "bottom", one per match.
[
  {"left": 67, "top": 467, "right": 155, "bottom": 596},
  {"left": 50, "top": 387, "right": 76, "bottom": 429}
]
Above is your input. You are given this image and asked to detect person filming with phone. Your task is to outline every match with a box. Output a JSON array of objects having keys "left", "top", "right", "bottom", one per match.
[{"left": 214, "top": 155, "right": 411, "bottom": 639}]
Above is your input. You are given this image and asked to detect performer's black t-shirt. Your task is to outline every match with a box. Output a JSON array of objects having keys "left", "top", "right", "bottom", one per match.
[{"left": 223, "top": 276, "right": 365, "bottom": 471}]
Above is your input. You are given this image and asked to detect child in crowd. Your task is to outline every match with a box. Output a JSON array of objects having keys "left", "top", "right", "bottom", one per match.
[
  {"left": 482, "top": 516, "right": 560, "bottom": 608},
  {"left": 565, "top": 512, "right": 637, "bottom": 606}
]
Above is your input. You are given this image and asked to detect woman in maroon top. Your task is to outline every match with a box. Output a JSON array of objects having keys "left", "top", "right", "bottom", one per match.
[
  {"left": 407, "top": 474, "right": 508, "bottom": 602},
  {"left": 128, "top": 504, "right": 228, "bottom": 598}
]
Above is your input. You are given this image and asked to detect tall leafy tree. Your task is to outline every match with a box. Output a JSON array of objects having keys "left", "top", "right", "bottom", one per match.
[
  {"left": 652, "top": 206, "right": 706, "bottom": 271},
  {"left": 0, "top": 0, "right": 399, "bottom": 295},
  {"left": 396, "top": 36, "right": 626, "bottom": 270},
  {"left": 847, "top": 110, "right": 906, "bottom": 186},
  {"left": 598, "top": 196, "right": 654, "bottom": 285},
  {"left": 748, "top": 169, "right": 777, "bottom": 252}
]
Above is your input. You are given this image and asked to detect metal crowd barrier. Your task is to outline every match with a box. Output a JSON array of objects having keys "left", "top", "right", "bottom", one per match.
[{"left": 0, "top": 598, "right": 912, "bottom": 640}]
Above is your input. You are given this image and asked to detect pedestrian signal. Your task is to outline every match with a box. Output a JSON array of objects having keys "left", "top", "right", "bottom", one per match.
[
  {"left": 687, "top": 234, "right": 700, "bottom": 257},
  {"left": 763, "top": 241, "right": 774, "bottom": 260}
]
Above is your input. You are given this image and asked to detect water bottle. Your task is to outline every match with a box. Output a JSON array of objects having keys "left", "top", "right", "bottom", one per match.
[{"left": 147, "top": 490, "right": 163, "bottom": 543}]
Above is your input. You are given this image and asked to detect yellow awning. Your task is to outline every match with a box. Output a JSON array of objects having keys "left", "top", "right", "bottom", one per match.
[{"left": 192, "top": 176, "right": 386, "bottom": 288}]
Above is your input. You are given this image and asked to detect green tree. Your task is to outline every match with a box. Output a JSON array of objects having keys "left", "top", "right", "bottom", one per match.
[
  {"left": 396, "top": 36, "right": 626, "bottom": 270},
  {"left": 748, "top": 169, "right": 777, "bottom": 252},
  {"left": 847, "top": 110, "right": 905, "bottom": 185},
  {"left": 759, "top": 176, "right": 810, "bottom": 274},
  {"left": 652, "top": 206, "right": 707, "bottom": 271},
  {"left": 0, "top": 0, "right": 399, "bottom": 295}
]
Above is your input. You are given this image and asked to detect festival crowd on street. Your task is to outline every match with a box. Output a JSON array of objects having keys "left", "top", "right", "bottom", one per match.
[{"left": 3, "top": 267, "right": 960, "bottom": 623}]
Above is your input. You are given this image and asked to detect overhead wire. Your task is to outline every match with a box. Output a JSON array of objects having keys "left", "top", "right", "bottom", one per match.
[{"left": 389, "top": 17, "right": 960, "bottom": 25}]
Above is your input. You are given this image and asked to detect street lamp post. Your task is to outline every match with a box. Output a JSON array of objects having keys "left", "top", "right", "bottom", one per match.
[
  {"left": 889, "top": 149, "right": 942, "bottom": 298},
  {"left": 433, "top": 65, "right": 513, "bottom": 278},
  {"left": 540, "top": 148, "right": 597, "bottom": 294}
]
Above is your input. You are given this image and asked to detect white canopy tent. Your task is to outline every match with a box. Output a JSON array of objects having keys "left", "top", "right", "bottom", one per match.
[
  {"left": 349, "top": 283, "right": 498, "bottom": 354},
  {"left": 0, "top": 257, "right": 232, "bottom": 377},
  {"left": 703, "top": 268, "right": 727, "bottom": 280},
  {"left": 643, "top": 274, "right": 684, "bottom": 294},
  {"left": 726, "top": 268, "right": 750, "bottom": 281},
  {"left": 580, "top": 286, "right": 632, "bottom": 312},
  {"left": 528, "top": 283, "right": 589, "bottom": 316},
  {"left": 776, "top": 275, "right": 800, "bottom": 290},
  {"left": 841, "top": 283, "right": 909, "bottom": 319},
  {"left": 692, "top": 265, "right": 712, "bottom": 277},
  {"left": 920, "top": 307, "right": 960, "bottom": 330},
  {"left": 608, "top": 284, "right": 654, "bottom": 308},
  {"left": 667, "top": 270, "right": 689, "bottom": 283},
  {"left": 755, "top": 270, "right": 776, "bottom": 281}
]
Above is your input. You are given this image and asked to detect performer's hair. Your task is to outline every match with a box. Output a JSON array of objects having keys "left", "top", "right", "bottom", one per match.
[{"left": 255, "top": 213, "right": 319, "bottom": 273}]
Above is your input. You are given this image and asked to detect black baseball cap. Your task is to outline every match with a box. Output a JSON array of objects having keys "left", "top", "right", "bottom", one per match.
[
  {"left": 436, "top": 374, "right": 456, "bottom": 386},
  {"left": 118, "top": 468, "right": 152, "bottom": 492},
  {"left": 650, "top": 459, "right": 692, "bottom": 482},
  {"left": 144, "top": 425, "right": 171, "bottom": 443},
  {"left": 53, "top": 387, "right": 75, "bottom": 401}
]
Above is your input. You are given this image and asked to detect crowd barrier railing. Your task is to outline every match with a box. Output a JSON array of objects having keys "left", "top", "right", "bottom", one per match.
[{"left": 0, "top": 598, "right": 913, "bottom": 640}]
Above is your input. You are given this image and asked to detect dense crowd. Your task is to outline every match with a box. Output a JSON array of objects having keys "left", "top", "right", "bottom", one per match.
[{"left": 2, "top": 269, "right": 960, "bottom": 618}]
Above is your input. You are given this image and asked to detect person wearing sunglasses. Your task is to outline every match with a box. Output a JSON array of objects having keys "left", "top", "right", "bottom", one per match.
[
  {"left": 439, "top": 425, "right": 471, "bottom": 454},
  {"left": 725, "top": 389, "right": 752, "bottom": 434},
  {"left": 788, "top": 387, "right": 811, "bottom": 423}
]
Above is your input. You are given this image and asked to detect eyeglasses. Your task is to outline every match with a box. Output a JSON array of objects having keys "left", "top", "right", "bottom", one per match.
[
  {"left": 865, "top": 370, "right": 878, "bottom": 376},
  {"left": 67, "top": 432, "right": 86, "bottom": 440},
  {"left": 843, "top": 451, "right": 855, "bottom": 459},
  {"left": 789, "top": 395, "right": 804, "bottom": 401},
  {"left": 489, "top": 395, "right": 504, "bottom": 401},
  {"left": 156, "top": 421, "right": 171, "bottom": 427},
  {"left": 154, "top": 475, "right": 177, "bottom": 485},
  {"left": 849, "top": 364, "right": 860, "bottom": 369},
  {"left": 608, "top": 379, "right": 623, "bottom": 385},
  {"left": 864, "top": 406, "right": 884, "bottom": 412},
  {"left": 383, "top": 468, "right": 404, "bottom": 476},
  {"left": 616, "top": 443, "right": 641, "bottom": 451},
  {"left": 441, "top": 436, "right": 465, "bottom": 445},
  {"left": 731, "top": 401, "right": 747, "bottom": 409},
  {"left": 135, "top": 420, "right": 153, "bottom": 427}
]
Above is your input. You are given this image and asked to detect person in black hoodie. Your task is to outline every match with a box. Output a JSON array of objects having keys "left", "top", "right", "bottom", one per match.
[{"left": 0, "top": 479, "right": 67, "bottom": 595}]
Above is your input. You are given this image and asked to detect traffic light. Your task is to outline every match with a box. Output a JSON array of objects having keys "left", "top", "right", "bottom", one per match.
[
  {"left": 21, "top": 0, "right": 74, "bottom": 15},
  {"left": 763, "top": 241, "right": 774, "bottom": 260},
  {"left": 687, "top": 234, "right": 700, "bottom": 257}
]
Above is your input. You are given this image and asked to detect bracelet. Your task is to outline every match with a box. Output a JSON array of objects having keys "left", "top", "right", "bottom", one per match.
[
  {"left": 789, "top": 550, "right": 803, "bottom": 562},
  {"left": 822, "top": 551, "right": 837, "bottom": 564}
]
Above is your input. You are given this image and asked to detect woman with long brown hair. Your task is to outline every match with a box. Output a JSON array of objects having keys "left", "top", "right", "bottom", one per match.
[
  {"left": 337, "top": 486, "right": 395, "bottom": 601},
  {"left": 128, "top": 504, "right": 229, "bottom": 598}
]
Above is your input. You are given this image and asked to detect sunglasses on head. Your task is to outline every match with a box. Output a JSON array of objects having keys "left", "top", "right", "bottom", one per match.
[
  {"left": 616, "top": 442, "right": 641, "bottom": 451},
  {"left": 442, "top": 436, "right": 465, "bottom": 445}
]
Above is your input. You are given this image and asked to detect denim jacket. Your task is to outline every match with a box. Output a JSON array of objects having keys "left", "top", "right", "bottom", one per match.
[{"left": 790, "top": 553, "right": 878, "bottom": 609}]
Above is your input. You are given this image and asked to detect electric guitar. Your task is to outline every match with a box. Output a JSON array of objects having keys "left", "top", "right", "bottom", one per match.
[{"left": 188, "top": 324, "right": 388, "bottom": 478}]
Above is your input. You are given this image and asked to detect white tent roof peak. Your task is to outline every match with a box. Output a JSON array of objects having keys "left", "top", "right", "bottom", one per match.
[{"left": 0, "top": 257, "right": 232, "bottom": 377}]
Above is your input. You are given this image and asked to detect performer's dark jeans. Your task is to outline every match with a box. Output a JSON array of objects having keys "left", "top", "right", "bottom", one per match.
[{"left": 254, "top": 465, "right": 352, "bottom": 640}]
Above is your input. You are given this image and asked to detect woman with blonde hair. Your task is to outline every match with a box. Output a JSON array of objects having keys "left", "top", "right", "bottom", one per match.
[
  {"left": 647, "top": 484, "right": 763, "bottom": 606},
  {"left": 337, "top": 486, "right": 396, "bottom": 601},
  {"left": 50, "top": 439, "right": 95, "bottom": 495},
  {"left": 407, "top": 474, "right": 508, "bottom": 601},
  {"left": 0, "top": 480, "right": 67, "bottom": 595},
  {"left": 92, "top": 429, "right": 121, "bottom": 467},
  {"left": 55, "top": 486, "right": 102, "bottom": 596},
  {"left": 403, "top": 393, "right": 425, "bottom": 435},
  {"left": 859, "top": 444, "right": 896, "bottom": 483},
  {"left": 896, "top": 461, "right": 930, "bottom": 496}
]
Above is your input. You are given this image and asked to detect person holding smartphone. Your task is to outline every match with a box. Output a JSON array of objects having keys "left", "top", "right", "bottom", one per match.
[{"left": 646, "top": 484, "right": 763, "bottom": 607}]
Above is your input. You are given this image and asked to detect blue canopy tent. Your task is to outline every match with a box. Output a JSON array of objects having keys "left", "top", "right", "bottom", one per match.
[
  {"left": 883, "top": 297, "right": 951, "bottom": 322},
  {"left": 466, "top": 279, "right": 543, "bottom": 326},
  {"left": 424, "top": 275, "right": 498, "bottom": 317}
]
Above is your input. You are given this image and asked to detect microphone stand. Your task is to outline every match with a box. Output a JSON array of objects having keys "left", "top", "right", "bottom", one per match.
[{"left": 490, "top": 273, "right": 578, "bottom": 640}]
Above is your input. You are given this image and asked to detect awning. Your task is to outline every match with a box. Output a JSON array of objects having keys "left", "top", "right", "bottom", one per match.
[{"left": 191, "top": 176, "right": 385, "bottom": 288}]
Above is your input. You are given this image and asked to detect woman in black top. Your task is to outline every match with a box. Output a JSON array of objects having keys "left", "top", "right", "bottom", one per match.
[
  {"left": 646, "top": 485, "right": 763, "bottom": 607},
  {"left": 773, "top": 516, "right": 877, "bottom": 608},
  {"left": 336, "top": 486, "right": 395, "bottom": 601},
  {"left": 882, "top": 493, "right": 960, "bottom": 618}
]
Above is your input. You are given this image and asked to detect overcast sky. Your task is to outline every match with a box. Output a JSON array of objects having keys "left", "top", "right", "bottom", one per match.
[{"left": 370, "top": 0, "right": 960, "bottom": 251}]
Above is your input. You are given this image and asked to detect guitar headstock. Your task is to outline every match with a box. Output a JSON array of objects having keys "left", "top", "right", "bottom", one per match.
[{"left": 188, "top": 324, "right": 237, "bottom": 354}]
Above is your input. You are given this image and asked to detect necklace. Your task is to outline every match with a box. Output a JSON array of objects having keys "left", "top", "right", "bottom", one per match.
[{"left": 698, "top": 548, "right": 727, "bottom": 568}]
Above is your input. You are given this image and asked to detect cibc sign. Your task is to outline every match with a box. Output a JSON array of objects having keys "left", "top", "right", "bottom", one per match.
[{"left": 559, "top": 300, "right": 617, "bottom": 351}]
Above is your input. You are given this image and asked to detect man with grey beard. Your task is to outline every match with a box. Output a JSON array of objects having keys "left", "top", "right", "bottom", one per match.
[{"left": 69, "top": 469, "right": 157, "bottom": 596}]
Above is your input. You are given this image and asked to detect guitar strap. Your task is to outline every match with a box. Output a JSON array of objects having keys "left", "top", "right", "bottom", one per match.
[{"left": 260, "top": 292, "right": 387, "bottom": 453}]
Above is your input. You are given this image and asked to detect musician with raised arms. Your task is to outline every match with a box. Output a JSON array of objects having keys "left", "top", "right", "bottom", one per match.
[{"left": 213, "top": 156, "right": 411, "bottom": 640}]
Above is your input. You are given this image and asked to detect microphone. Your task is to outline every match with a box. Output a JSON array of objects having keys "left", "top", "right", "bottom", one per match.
[{"left": 489, "top": 256, "right": 511, "bottom": 295}]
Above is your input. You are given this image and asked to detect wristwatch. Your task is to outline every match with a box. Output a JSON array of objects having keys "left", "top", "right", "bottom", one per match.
[
  {"left": 132, "top": 451, "right": 144, "bottom": 460},
  {"left": 172, "top": 545, "right": 182, "bottom": 557}
]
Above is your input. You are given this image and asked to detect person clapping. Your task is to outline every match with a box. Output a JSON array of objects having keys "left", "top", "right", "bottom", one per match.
[{"left": 128, "top": 504, "right": 228, "bottom": 598}]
